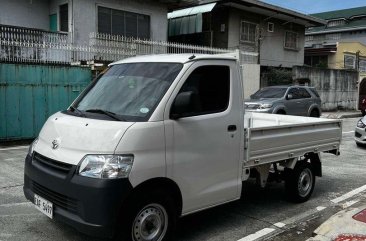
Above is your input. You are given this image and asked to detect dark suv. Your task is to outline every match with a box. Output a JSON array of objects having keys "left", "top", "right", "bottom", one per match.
[{"left": 245, "top": 86, "right": 322, "bottom": 117}]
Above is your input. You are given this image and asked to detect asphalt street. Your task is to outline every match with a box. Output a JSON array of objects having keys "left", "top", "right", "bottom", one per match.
[{"left": 0, "top": 117, "right": 365, "bottom": 241}]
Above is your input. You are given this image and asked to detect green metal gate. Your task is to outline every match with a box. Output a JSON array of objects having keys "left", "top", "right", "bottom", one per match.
[{"left": 0, "top": 63, "right": 91, "bottom": 141}]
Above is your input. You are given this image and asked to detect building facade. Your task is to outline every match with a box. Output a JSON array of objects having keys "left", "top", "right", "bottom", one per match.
[
  {"left": 168, "top": 0, "right": 325, "bottom": 68},
  {"left": 305, "top": 6, "right": 366, "bottom": 70},
  {"left": 0, "top": 0, "right": 193, "bottom": 45}
]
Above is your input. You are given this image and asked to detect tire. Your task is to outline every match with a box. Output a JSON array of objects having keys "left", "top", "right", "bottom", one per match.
[
  {"left": 362, "top": 110, "right": 366, "bottom": 116},
  {"left": 116, "top": 189, "right": 177, "bottom": 241},
  {"left": 276, "top": 110, "right": 286, "bottom": 115},
  {"left": 310, "top": 109, "right": 320, "bottom": 118},
  {"left": 285, "top": 162, "right": 315, "bottom": 203},
  {"left": 356, "top": 142, "right": 366, "bottom": 148}
]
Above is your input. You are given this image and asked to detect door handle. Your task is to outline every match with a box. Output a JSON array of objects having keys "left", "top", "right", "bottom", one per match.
[{"left": 228, "top": 125, "right": 237, "bottom": 132}]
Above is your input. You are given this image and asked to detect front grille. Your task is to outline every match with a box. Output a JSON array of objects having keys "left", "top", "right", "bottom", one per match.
[
  {"left": 33, "top": 152, "right": 73, "bottom": 174},
  {"left": 32, "top": 181, "right": 78, "bottom": 214},
  {"left": 355, "top": 132, "right": 362, "bottom": 138},
  {"left": 245, "top": 104, "right": 260, "bottom": 109}
]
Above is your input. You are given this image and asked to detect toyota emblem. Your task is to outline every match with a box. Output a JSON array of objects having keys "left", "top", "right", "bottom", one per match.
[{"left": 52, "top": 140, "right": 59, "bottom": 150}]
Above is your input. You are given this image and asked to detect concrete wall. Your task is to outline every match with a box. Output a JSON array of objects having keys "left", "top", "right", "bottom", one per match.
[
  {"left": 52, "top": 0, "right": 168, "bottom": 45},
  {"left": 293, "top": 66, "right": 359, "bottom": 111},
  {"left": 0, "top": 0, "right": 49, "bottom": 30},
  {"left": 227, "top": 8, "right": 305, "bottom": 68},
  {"left": 242, "top": 64, "right": 260, "bottom": 99}
]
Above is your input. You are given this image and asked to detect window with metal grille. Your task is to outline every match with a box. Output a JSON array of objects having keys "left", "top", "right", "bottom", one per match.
[
  {"left": 359, "top": 59, "right": 366, "bottom": 72},
  {"left": 344, "top": 55, "right": 356, "bottom": 69},
  {"left": 98, "top": 6, "right": 150, "bottom": 39},
  {"left": 240, "top": 21, "right": 257, "bottom": 43},
  {"left": 59, "top": 4, "right": 68, "bottom": 32},
  {"left": 284, "top": 31, "right": 298, "bottom": 50},
  {"left": 327, "top": 20, "right": 345, "bottom": 27}
]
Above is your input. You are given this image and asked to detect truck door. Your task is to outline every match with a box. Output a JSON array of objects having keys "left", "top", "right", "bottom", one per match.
[{"left": 164, "top": 61, "right": 242, "bottom": 214}]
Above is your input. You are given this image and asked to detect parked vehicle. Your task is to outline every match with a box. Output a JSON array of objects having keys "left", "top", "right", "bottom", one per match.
[
  {"left": 245, "top": 85, "right": 322, "bottom": 117},
  {"left": 23, "top": 54, "right": 342, "bottom": 241},
  {"left": 355, "top": 116, "right": 366, "bottom": 147}
]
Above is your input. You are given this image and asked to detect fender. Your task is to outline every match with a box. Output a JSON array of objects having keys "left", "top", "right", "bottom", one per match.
[
  {"left": 272, "top": 105, "right": 287, "bottom": 114},
  {"left": 307, "top": 104, "right": 321, "bottom": 116}
]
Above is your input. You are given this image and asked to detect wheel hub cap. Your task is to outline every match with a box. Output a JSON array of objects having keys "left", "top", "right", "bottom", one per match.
[{"left": 133, "top": 204, "right": 168, "bottom": 241}]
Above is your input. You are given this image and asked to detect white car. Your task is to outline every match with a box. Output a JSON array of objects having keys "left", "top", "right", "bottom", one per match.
[{"left": 355, "top": 116, "right": 366, "bottom": 147}]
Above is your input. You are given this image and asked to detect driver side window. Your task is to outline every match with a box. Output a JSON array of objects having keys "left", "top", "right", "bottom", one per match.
[{"left": 174, "top": 65, "right": 230, "bottom": 117}]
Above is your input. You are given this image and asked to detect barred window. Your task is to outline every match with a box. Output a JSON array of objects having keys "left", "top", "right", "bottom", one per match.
[
  {"left": 344, "top": 55, "right": 356, "bottom": 69},
  {"left": 359, "top": 59, "right": 366, "bottom": 72},
  {"left": 284, "top": 31, "right": 298, "bottom": 50},
  {"left": 240, "top": 21, "right": 257, "bottom": 43},
  {"left": 98, "top": 6, "right": 150, "bottom": 39}
]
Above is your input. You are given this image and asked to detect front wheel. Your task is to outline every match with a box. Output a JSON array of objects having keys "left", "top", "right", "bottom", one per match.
[
  {"left": 310, "top": 109, "right": 320, "bottom": 117},
  {"left": 285, "top": 162, "right": 315, "bottom": 203},
  {"left": 117, "top": 190, "right": 177, "bottom": 241}
]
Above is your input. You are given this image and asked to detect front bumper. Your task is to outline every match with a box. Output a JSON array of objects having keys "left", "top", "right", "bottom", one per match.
[
  {"left": 245, "top": 108, "right": 273, "bottom": 113},
  {"left": 355, "top": 127, "right": 366, "bottom": 144},
  {"left": 23, "top": 153, "right": 133, "bottom": 238}
]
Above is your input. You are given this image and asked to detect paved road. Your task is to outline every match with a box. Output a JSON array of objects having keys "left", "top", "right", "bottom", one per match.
[{"left": 0, "top": 117, "right": 365, "bottom": 241}]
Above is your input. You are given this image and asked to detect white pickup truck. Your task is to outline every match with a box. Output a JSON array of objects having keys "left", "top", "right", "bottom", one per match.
[{"left": 24, "top": 54, "right": 342, "bottom": 241}]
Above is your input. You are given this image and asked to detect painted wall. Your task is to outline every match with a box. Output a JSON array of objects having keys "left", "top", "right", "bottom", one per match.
[
  {"left": 293, "top": 66, "right": 358, "bottom": 111},
  {"left": 328, "top": 42, "right": 366, "bottom": 69},
  {"left": 0, "top": 63, "right": 91, "bottom": 141},
  {"left": 0, "top": 0, "right": 49, "bottom": 30},
  {"left": 260, "top": 21, "right": 305, "bottom": 68},
  {"left": 242, "top": 64, "right": 260, "bottom": 99},
  {"left": 49, "top": 0, "right": 168, "bottom": 45},
  {"left": 227, "top": 8, "right": 305, "bottom": 68}
]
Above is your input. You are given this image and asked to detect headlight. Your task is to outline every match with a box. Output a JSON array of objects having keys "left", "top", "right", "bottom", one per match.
[
  {"left": 357, "top": 119, "right": 366, "bottom": 128},
  {"left": 259, "top": 104, "right": 273, "bottom": 109},
  {"left": 78, "top": 155, "right": 134, "bottom": 179},
  {"left": 28, "top": 138, "right": 39, "bottom": 156}
]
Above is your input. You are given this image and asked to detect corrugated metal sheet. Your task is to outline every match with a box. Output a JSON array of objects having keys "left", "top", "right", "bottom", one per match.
[{"left": 0, "top": 64, "right": 91, "bottom": 141}]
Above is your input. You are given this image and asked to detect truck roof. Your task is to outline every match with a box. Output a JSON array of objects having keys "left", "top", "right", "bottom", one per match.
[{"left": 110, "top": 54, "right": 238, "bottom": 65}]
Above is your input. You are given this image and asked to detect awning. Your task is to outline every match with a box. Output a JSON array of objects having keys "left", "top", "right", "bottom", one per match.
[
  {"left": 168, "top": 3, "right": 217, "bottom": 19},
  {"left": 168, "top": 3, "right": 217, "bottom": 37}
]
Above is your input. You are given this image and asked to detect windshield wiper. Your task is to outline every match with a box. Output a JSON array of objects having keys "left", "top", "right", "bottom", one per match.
[
  {"left": 85, "top": 109, "right": 125, "bottom": 121},
  {"left": 69, "top": 105, "right": 85, "bottom": 117}
]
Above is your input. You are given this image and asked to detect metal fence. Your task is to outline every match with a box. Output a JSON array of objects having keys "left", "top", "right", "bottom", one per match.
[{"left": 0, "top": 26, "right": 258, "bottom": 65}]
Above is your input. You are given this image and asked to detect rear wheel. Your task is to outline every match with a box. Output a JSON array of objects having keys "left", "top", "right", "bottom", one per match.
[
  {"left": 310, "top": 109, "right": 320, "bottom": 117},
  {"left": 276, "top": 110, "right": 286, "bottom": 115},
  {"left": 356, "top": 142, "right": 366, "bottom": 148},
  {"left": 117, "top": 189, "right": 177, "bottom": 241},
  {"left": 285, "top": 162, "right": 315, "bottom": 203}
]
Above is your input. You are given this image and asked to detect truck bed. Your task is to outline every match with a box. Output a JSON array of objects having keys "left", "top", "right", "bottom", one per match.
[{"left": 244, "top": 113, "right": 342, "bottom": 167}]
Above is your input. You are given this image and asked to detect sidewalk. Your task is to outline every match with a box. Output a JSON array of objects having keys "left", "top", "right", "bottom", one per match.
[
  {"left": 321, "top": 110, "right": 362, "bottom": 119},
  {"left": 307, "top": 204, "right": 366, "bottom": 241}
]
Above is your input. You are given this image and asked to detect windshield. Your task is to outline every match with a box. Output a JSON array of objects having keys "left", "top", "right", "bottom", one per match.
[
  {"left": 251, "top": 87, "right": 287, "bottom": 99},
  {"left": 75, "top": 63, "right": 183, "bottom": 121}
]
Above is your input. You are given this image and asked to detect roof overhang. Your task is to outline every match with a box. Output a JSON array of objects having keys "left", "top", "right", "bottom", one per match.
[
  {"left": 220, "top": 0, "right": 326, "bottom": 27},
  {"left": 305, "top": 46, "right": 337, "bottom": 55},
  {"left": 168, "top": 2, "right": 216, "bottom": 19},
  {"left": 306, "top": 25, "right": 366, "bottom": 35}
]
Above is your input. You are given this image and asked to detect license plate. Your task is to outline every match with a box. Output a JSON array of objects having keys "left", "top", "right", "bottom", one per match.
[{"left": 34, "top": 194, "right": 53, "bottom": 219}]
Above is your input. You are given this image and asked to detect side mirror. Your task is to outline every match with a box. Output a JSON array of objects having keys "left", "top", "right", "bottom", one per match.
[
  {"left": 286, "top": 94, "right": 293, "bottom": 100},
  {"left": 170, "top": 91, "right": 194, "bottom": 119}
]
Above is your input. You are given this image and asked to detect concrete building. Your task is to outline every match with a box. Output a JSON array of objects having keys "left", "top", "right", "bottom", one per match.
[
  {"left": 305, "top": 6, "right": 366, "bottom": 70},
  {"left": 168, "top": 0, "right": 325, "bottom": 68},
  {"left": 0, "top": 0, "right": 194, "bottom": 45}
]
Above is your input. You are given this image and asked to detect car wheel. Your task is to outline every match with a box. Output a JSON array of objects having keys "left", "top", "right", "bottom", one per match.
[
  {"left": 117, "top": 189, "right": 177, "bottom": 241},
  {"left": 276, "top": 110, "right": 286, "bottom": 115},
  {"left": 362, "top": 110, "right": 366, "bottom": 116},
  {"left": 310, "top": 109, "right": 320, "bottom": 118},
  {"left": 285, "top": 162, "right": 315, "bottom": 203}
]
